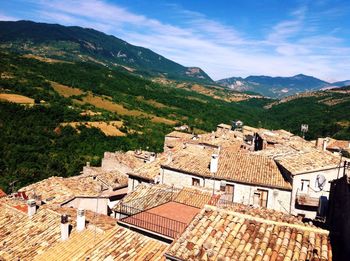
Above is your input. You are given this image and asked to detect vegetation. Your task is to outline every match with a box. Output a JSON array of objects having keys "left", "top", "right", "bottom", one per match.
[
  {"left": 0, "top": 28, "right": 349, "bottom": 193},
  {"left": 0, "top": 20, "right": 213, "bottom": 83}
]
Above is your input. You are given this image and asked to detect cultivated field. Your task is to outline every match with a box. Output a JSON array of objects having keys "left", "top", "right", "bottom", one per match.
[
  {"left": 51, "top": 81, "right": 84, "bottom": 97},
  {"left": 0, "top": 93, "right": 35, "bottom": 104},
  {"left": 23, "top": 54, "right": 71, "bottom": 64},
  {"left": 59, "top": 121, "right": 126, "bottom": 136},
  {"left": 51, "top": 82, "right": 176, "bottom": 125}
]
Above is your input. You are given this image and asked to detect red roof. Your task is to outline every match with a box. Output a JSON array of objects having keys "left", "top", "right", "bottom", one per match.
[{"left": 13, "top": 205, "right": 28, "bottom": 213}]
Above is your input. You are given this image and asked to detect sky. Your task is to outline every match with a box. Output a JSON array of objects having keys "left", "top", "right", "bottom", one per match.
[{"left": 1, "top": 0, "right": 349, "bottom": 81}]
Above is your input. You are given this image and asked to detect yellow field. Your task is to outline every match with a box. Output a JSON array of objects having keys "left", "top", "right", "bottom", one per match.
[
  {"left": 60, "top": 121, "right": 125, "bottom": 136},
  {"left": 51, "top": 82, "right": 84, "bottom": 97},
  {"left": 23, "top": 54, "right": 70, "bottom": 64},
  {"left": 52, "top": 82, "right": 177, "bottom": 125},
  {"left": 0, "top": 93, "right": 35, "bottom": 104},
  {"left": 82, "top": 94, "right": 144, "bottom": 116}
]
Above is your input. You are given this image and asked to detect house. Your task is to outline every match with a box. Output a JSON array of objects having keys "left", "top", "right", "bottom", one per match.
[
  {"left": 274, "top": 150, "right": 344, "bottom": 219},
  {"left": 256, "top": 146, "right": 346, "bottom": 219},
  {"left": 164, "top": 131, "right": 195, "bottom": 151},
  {"left": 160, "top": 145, "right": 292, "bottom": 213},
  {"left": 126, "top": 153, "right": 167, "bottom": 192},
  {"left": 1, "top": 181, "right": 332, "bottom": 260},
  {"left": 100, "top": 150, "right": 148, "bottom": 173},
  {"left": 165, "top": 205, "right": 331, "bottom": 261},
  {"left": 316, "top": 137, "right": 350, "bottom": 155},
  {"left": 18, "top": 169, "right": 128, "bottom": 215},
  {"left": 114, "top": 183, "right": 218, "bottom": 240},
  {"left": 0, "top": 197, "right": 167, "bottom": 260},
  {"left": 216, "top": 123, "right": 232, "bottom": 132}
]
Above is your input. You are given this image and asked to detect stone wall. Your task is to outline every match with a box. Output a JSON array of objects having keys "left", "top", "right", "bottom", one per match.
[{"left": 161, "top": 167, "right": 291, "bottom": 213}]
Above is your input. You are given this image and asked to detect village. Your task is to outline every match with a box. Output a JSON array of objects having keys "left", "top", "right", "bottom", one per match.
[{"left": 1, "top": 121, "right": 350, "bottom": 260}]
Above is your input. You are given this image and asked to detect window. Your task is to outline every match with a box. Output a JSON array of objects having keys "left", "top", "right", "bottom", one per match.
[
  {"left": 254, "top": 189, "right": 268, "bottom": 208},
  {"left": 301, "top": 179, "right": 310, "bottom": 193},
  {"left": 192, "top": 178, "right": 200, "bottom": 186},
  {"left": 224, "top": 184, "right": 235, "bottom": 202}
]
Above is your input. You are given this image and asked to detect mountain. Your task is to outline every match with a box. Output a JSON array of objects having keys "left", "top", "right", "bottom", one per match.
[
  {"left": 326, "top": 80, "right": 350, "bottom": 88},
  {"left": 0, "top": 20, "right": 213, "bottom": 83},
  {"left": 217, "top": 74, "right": 330, "bottom": 98},
  {"left": 1, "top": 48, "right": 350, "bottom": 192}
]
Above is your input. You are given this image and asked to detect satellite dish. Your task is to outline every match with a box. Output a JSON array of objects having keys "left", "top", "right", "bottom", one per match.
[{"left": 316, "top": 174, "right": 326, "bottom": 191}]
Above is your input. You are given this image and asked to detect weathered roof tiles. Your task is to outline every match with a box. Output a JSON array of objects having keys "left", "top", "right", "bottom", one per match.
[
  {"left": 162, "top": 147, "right": 291, "bottom": 190},
  {"left": 166, "top": 205, "right": 331, "bottom": 261}
]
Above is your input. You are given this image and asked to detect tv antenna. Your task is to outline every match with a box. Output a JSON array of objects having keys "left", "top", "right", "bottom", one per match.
[{"left": 301, "top": 124, "right": 308, "bottom": 139}]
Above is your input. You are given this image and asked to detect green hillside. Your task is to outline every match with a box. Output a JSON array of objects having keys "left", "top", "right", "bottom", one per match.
[
  {"left": 0, "top": 50, "right": 264, "bottom": 192},
  {"left": 0, "top": 21, "right": 349, "bottom": 193},
  {"left": 0, "top": 20, "right": 212, "bottom": 83}
]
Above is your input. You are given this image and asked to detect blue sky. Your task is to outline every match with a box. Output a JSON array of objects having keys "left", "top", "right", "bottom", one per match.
[{"left": 1, "top": 0, "right": 349, "bottom": 81}]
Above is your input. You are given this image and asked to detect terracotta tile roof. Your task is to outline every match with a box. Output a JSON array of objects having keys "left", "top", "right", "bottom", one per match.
[
  {"left": 215, "top": 201, "right": 315, "bottom": 227},
  {"left": 274, "top": 149, "right": 341, "bottom": 175},
  {"left": 163, "top": 147, "right": 291, "bottom": 190},
  {"left": 327, "top": 139, "right": 350, "bottom": 150},
  {"left": 18, "top": 171, "right": 128, "bottom": 204},
  {"left": 0, "top": 199, "right": 167, "bottom": 260},
  {"left": 253, "top": 145, "right": 300, "bottom": 158},
  {"left": 35, "top": 226, "right": 167, "bottom": 261},
  {"left": 165, "top": 129, "right": 243, "bottom": 152},
  {"left": 0, "top": 200, "right": 167, "bottom": 260},
  {"left": 47, "top": 205, "right": 117, "bottom": 231},
  {"left": 114, "top": 184, "right": 216, "bottom": 212},
  {"left": 102, "top": 150, "right": 148, "bottom": 171},
  {"left": 0, "top": 204, "right": 62, "bottom": 260},
  {"left": 166, "top": 205, "right": 331, "bottom": 261},
  {"left": 217, "top": 123, "right": 232, "bottom": 129},
  {"left": 129, "top": 153, "right": 168, "bottom": 181},
  {"left": 0, "top": 188, "right": 6, "bottom": 197},
  {"left": 166, "top": 131, "right": 194, "bottom": 139},
  {"left": 173, "top": 187, "right": 215, "bottom": 209},
  {"left": 114, "top": 184, "right": 174, "bottom": 212}
]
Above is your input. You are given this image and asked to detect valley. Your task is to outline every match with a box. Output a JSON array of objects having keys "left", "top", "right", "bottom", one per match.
[{"left": 0, "top": 20, "right": 349, "bottom": 193}]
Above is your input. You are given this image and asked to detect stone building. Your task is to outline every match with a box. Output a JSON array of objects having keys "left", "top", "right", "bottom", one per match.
[{"left": 160, "top": 145, "right": 292, "bottom": 213}]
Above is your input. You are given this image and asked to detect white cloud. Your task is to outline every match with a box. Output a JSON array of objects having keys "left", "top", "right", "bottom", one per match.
[
  {"left": 0, "top": 13, "right": 18, "bottom": 21},
  {"left": 11, "top": 0, "right": 350, "bottom": 81}
]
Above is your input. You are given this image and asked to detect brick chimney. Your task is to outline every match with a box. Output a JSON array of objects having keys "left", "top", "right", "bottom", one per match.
[
  {"left": 27, "top": 199, "right": 36, "bottom": 217},
  {"left": 60, "top": 214, "right": 69, "bottom": 241},
  {"left": 76, "top": 209, "right": 85, "bottom": 232},
  {"left": 210, "top": 154, "right": 219, "bottom": 173}
]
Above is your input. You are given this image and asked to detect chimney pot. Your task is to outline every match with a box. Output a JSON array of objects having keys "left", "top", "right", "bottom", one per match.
[
  {"left": 27, "top": 199, "right": 36, "bottom": 217},
  {"left": 60, "top": 214, "right": 69, "bottom": 241},
  {"left": 77, "top": 209, "right": 86, "bottom": 232}
]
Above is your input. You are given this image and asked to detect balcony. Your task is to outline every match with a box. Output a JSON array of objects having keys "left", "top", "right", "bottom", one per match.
[
  {"left": 117, "top": 187, "right": 219, "bottom": 239},
  {"left": 296, "top": 192, "right": 319, "bottom": 207}
]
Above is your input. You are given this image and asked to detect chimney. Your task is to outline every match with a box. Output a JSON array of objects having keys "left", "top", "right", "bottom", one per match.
[
  {"left": 86, "top": 162, "right": 90, "bottom": 167},
  {"left": 27, "top": 199, "right": 36, "bottom": 217},
  {"left": 77, "top": 209, "right": 85, "bottom": 232},
  {"left": 149, "top": 152, "right": 156, "bottom": 163},
  {"left": 210, "top": 154, "right": 219, "bottom": 173},
  {"left": 323, "top": 138, "right": 329, "bottom": 151},
  {"left": 167, "top": 151, "right": 173, "bottom": 164},
  {"left": 60, "top": 214, "right": 69, "bottom": 241}
]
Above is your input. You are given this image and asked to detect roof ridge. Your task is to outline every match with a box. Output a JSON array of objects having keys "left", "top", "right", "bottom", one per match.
[{"left": 204, "top": 204, "right": 329, "bottom": 235}]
